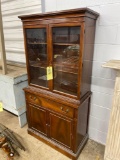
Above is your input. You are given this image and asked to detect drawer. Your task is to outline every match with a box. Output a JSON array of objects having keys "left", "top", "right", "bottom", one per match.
[
  {"left": 26, "top": 93, "right": 74, "bottom": 118},
  {"left": 41, "top": 98, "right": 74, "bottom": 118}
]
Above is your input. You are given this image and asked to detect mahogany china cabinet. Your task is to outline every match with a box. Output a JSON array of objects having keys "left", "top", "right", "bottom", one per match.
[{"left": 19, "top": 8, "right": 99, "bottom": 160}]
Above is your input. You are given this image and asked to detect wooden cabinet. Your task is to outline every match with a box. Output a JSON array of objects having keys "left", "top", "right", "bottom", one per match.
[{"left": 19, "top": 8, "right": 99, "bottom": 160}]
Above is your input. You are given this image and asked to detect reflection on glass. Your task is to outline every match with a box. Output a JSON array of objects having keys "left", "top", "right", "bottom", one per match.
[
  {"left": 26, "top": 28, "right": 48, "bottom": 87},
  {"left": 52, "top": 26, "right": 80, "bottom": 95}
]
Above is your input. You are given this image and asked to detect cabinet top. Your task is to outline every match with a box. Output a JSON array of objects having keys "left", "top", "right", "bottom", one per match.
[{"left": 18, "top": 7, "right": 99, "bottom": 20}]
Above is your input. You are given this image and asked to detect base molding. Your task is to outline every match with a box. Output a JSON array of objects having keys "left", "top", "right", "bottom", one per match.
[{"left": 28, "top": 128, "right": 88, "bottom": 160}]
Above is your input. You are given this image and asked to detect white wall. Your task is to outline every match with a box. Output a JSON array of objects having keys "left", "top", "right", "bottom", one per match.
[
  {"left": 0, "top": 0, "right": 42, "bottom": 63},
  {"left": 44, "top": 0, "right": 120, "bottom": 145}
]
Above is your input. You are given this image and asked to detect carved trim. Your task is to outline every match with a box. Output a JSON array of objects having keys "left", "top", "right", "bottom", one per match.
[
  {"left": 24, "top": 86, "right": 91, "bottom": 108},
  {"left": 18, "top": 8, "right": 99, "bottom": 20}
]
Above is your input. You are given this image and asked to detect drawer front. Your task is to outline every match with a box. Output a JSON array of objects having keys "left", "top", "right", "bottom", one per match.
[
  {"left": 42, "top": 98, "right": 74, "bottom": 118},
  {"left": 25, "top": 93, "right": 74, "bottom": 118}
]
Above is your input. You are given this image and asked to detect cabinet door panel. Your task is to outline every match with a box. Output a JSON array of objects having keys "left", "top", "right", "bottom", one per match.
[
  {"left": 25, "top": 27, "right": 48, "bottom": 88},
  {"left": 50, "top": 24, "right": 81, "bottom": 96},
  {"left": 28, "top": 104, "right": 47, "bottom": 136},
  {"left": 49, "top": 113, "right": 72, "bottom": 149}
]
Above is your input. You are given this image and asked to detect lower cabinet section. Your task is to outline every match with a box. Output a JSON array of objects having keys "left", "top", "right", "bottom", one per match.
[
  {"left": 25, "top": 91, "right": 91, "bottom": 160},
  {"left": 27, "top": 103, "right": 73, "bottom": 149}
]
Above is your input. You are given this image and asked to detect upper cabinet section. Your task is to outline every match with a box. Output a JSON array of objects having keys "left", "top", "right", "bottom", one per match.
[{"left": 19, "top": 8, "right": 99, "bottom": 99}]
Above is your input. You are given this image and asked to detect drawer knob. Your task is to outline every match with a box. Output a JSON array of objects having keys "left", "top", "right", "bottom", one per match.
[{"left": 66, "top": 109, "right": 69, "bottom": 113}]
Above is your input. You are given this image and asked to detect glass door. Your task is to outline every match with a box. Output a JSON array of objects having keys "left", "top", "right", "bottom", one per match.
[
  {"left": 51, "top": 25, "right": 81, "bottom": 96},
  {"left": 26, "top": 27, "right": 48, "bottom": 88}
]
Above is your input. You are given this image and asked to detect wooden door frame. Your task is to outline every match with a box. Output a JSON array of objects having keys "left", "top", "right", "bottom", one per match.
[
  {"left": 49, "top": 22, "right": 84, "bottom": 99},
  {"left": 23, "top": 24, "right": 49, "bottom": 89}
]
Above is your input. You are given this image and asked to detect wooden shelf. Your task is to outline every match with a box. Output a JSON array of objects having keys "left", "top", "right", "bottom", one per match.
[
  {"left": 28, "top": 42, "right": 47, "bottom": 45},
  {"left": 53, "top": 56, "right": 79, "bottom": 66},
  {"left": 54, "top": 69, "right": 78, "bottom": 74},
  {"left": 30, "top": 62, "right": 47, "bottom": 68},
  {"left": 53, "top": 43, "right": 79, "bottom": 46}
]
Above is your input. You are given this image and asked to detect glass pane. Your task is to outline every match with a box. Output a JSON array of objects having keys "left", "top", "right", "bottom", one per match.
[
  {"left": 26, "top": 28, "right": 48, "bottom": 87},
  {"left": 52, "top": 26, "right": 80, "bottom": 96}
]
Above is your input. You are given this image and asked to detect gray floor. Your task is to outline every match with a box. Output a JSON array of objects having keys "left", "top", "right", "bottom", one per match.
[{"left": 0, "top": 110, "right": 105, "bottom": 160}]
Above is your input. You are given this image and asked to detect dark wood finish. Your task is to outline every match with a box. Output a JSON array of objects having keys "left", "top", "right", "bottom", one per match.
[
  {"left": 18, "top": 7, "right": 99, "bottom": 20},
  {"left": 49, "top": 113, "right": 72, "bottom": 149},
  {"left": 19, "top": 8, "right": 99, "bottom": 160},
  {"left": 26, "top": 92, "right": 74, "bottom": 118},
  {"left": 28, "top": 104, "right": 47, "bottom": 136}
]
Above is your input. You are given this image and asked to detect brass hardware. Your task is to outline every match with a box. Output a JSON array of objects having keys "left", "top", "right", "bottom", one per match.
[
  {"left": 66, "top": 109, "right": 69, "bottom": 113},
  {"left": 29, "top": 95, "right": 36, "bottom": 101}
]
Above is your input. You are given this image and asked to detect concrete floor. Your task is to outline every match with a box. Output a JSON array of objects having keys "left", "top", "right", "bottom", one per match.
[{"left": 0, "top": 110, "right": 105, "bottom": 160}]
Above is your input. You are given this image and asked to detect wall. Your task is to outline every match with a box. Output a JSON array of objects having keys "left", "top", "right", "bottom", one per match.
[
  {"left": 0, "top": 0, "right": 42, "bottom": 63},
  {"left": 0, "top": 34, "right": 1, "bottom": 52},
  {"left": 44, "top": 0, "right": 120, "bottom": 145}
]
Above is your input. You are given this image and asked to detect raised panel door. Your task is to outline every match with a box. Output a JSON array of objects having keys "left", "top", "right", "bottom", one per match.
[
  {"left": 49, "top": 113, "right": 73, "bottom": 149},
  {"left": 28, "top": 104, "right": 47, "bottom": 136}
]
